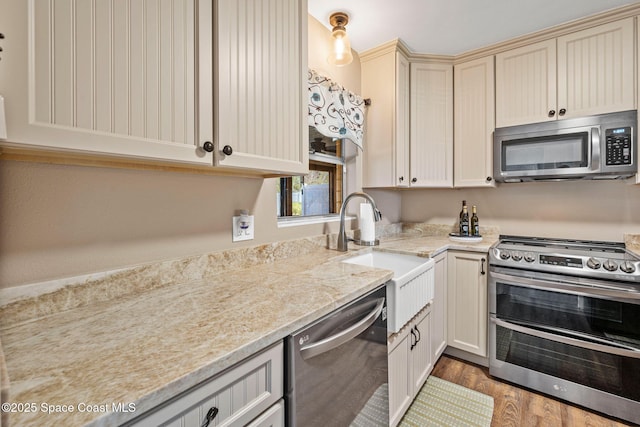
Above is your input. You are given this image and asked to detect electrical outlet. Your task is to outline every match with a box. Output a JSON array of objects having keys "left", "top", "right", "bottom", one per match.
[{"left": 232, "top": 213, "right": 254, "bottom": 242}]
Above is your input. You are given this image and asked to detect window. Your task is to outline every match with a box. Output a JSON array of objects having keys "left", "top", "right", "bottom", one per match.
[{"left": 277, "top": 127, "right": 345, "bottom": 219}]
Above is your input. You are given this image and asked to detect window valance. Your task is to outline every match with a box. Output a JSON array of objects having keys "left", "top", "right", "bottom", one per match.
[{"left": 308, "top": 69, "right": 365, "bottom": 149}]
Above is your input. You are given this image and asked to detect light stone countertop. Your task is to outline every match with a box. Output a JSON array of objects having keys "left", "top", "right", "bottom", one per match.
[{"left": 0, "top": 229, "right": 497, "bottom": 427}]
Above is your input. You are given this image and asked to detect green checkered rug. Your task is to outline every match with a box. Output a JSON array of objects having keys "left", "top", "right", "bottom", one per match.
[{"left": 399, "top": 376, "right": 494, "bottom": 427}]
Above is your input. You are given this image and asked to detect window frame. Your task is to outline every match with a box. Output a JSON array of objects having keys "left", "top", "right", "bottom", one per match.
[{"left": 277, "top": 137, "right": 347, "bottom": 222}]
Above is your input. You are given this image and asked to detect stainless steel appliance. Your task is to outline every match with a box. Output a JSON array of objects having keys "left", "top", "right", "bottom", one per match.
[
  {"left": 493, "top": 110, "right": 637, "bottom": 182},
  {"left": 489, "top": 235, "right": 640, "bottom": 424},
  {"left": 285, "top": 285, "right": 388, "bottom": 427}
]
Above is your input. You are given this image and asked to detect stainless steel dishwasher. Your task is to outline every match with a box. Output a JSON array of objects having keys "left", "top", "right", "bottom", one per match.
[{"left": 285, "top": 284, "right": 388, "bottom": 427}]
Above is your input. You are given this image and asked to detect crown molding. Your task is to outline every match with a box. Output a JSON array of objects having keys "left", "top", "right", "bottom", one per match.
[
  {"left": 357, "top": 3, "right": 640, "bottom": 65},
  {"left": 454, "top": 2, "right": 640, "bottom": 63},
  {"left": 359, "top": 38, "right": 412, "bottom": 62}
]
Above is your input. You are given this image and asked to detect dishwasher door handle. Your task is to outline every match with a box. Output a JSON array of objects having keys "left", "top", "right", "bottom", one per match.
[{"left": 300, "top": 297, "right": 385, "bottom": 360}]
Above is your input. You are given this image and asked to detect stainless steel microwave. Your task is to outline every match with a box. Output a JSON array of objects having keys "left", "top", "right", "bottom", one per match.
[{"left": 493, "top": 110, "right": 637, "bottom": 182}]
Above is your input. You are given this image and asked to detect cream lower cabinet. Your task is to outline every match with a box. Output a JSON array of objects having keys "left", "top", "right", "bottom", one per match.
[
  {"left": 446, "top": 251, "right": 488, "bottom": 358},
  {"left": 430, "top": 252, "right": 447, "bottom": 363},
  {"left": 453, "top": 56, "right": 495, "bottom": 187},
  {"left": 127, "top": 342, "right": 283, "bottom": 427},
  {"left": 0, "top": 0, "right": 307, "bottom": 176},
  {"left": 496, "top": 17, "right": 635, "bottom": 128},
  {"left": 388, "top": 305, "right": 432, "bottom": 427}
]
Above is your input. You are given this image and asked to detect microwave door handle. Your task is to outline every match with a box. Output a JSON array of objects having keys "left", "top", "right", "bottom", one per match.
[
  {"left": 491, "top": 316, "right": 640, "bottom": 359},
  {"left": 591, "top": 126, "right": 601, "bottom": 170},
  {"left": 300, "top": 297, "right": 385, "bottom": 360}
]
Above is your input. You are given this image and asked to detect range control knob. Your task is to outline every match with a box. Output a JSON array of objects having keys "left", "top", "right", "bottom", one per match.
[
  {"left": 524, "top": 252, "right": 536, "bottom": 263},
  {"left": 511, "top": 251, "right": 523, "bottom": 261},
  {"left": 603, "top": 260, "right": 618, "bottom": 272},
  {"left": 620, "top": 261, "right": 636, "bottom": 274},
  {"left": 500, "top": 251, "right": 511, "bottom": 260},
  {"left": 586, "top": 257, "right": 602, "bottom": 270}
]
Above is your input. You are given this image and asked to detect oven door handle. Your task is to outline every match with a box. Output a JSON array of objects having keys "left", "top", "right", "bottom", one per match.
[
  {"left": 491, "top": 316, "right": 640, "bottom": 359},
  {"left": 300, "top": 297, "right": 385, "bottom": 360},
  {"left": 490, "top": 271, "right": 640, "bottom": 302}
]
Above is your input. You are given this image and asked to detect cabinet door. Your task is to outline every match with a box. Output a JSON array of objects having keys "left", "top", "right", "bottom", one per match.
[
  {"left": 454, "top": 56, "right": 495, "bottom": 187},
  {"left": 246, "top": 399, "right": 284, "bottom": 427},
  {"left": 447, "top": 251, "right": 488, "bottom": 357},
  {"left": 362, "top": 49, "right": 396, "bottom": 187},
  {"left": 361, "top": 46, "right": 410, "bottom": 188},
  {"left": 128, "top": 343, "right": 283, "bottom": 427},
  {"left": 495, "top": 39, "right": 557, "bottom": 127},
  {"left": 0, "top": 0, "right": 213, "bottom": 165},
  {"left": 557, "top": 17, "right": 635, "bottom": 120},
  {"left": 431, "top": 252, "right": 447, "bottom": 362},
  {"left": 387, "top": 326, "right": 413, "bottom": 427},
  {"left": 410, "top": 62, "right": 453, "bottom": 187},
  {"left": 411, "top": 307, "right": 432, "bottom": 393},
  {"left": 395, "top": 52, "right": 411, "bottom": 188},
  {"left": 215, "top": 0, "right": 308, "bottom": 175}
]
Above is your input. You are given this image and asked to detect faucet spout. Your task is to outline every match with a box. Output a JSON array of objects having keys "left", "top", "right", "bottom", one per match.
[{"left": 337, "top": 192, "right": 382, "bottom": 252}]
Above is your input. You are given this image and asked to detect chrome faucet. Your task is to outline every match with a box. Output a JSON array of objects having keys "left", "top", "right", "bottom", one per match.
[{"left": 337, "top": 192, "right": 382, "bottom": 252}]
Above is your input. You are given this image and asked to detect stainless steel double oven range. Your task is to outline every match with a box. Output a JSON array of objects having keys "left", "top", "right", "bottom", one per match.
[{"left": 489, "top": 236, "right": 640, "bottom": 425}]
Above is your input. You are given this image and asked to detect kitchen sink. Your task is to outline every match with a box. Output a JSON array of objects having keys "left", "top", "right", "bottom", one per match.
[{"left": 343, "top": 251, "right": 435, "bottom": 333}]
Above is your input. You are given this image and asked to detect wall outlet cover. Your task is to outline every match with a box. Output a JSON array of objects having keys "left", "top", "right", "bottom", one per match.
[{"left": 232, "top": 215, "right": 254, "bottom": 242}]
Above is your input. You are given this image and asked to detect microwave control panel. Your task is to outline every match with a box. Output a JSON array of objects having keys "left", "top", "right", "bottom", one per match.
[{"left": 604, "top": 126, "right": 632, "bottom": 166}]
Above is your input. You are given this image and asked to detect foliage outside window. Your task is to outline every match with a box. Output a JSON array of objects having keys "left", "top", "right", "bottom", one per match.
[{"left": 277, "top": 127, "right": 345, "bottom": 218}]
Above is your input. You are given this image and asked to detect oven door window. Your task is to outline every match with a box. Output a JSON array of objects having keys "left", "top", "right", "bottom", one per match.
[
  {"left": 501, "top": 132, "right": 589, "bottom": 171},
  {"left": 495, "top": 283, "right": 640, "bottom": 349},
  {"left": 495, "top": 324, "right": 640, "bottom": 401}
]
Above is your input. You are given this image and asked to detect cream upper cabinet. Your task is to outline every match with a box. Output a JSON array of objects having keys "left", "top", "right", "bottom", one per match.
[
  {"left": 447, "top": 251, "right": 488, "bottom": 358},
  {"left": 495, "top": 39, "right": 556, "bottom": 127},
  {"left": 0, "top": 0, "right": 307, "bottom": 175},
  {"left": 557, "top": 18, "right": 635, "bottom": 120},
  {"left": 0, "top": 0, "right": 214, "bottom": 166},
  {"left": 410, "top": 61, "right": 454, "bottom": 187},
  {"left": 361, "top": 42, "right": 454, "bottom": 189},
  {"left": 496, "top": 17, "right": 635, "bottom": 128},
  {"left": 454, "top": 56, "right": 495, "bottom": 187},
  {"left": 214, "top": 0, "right": 308, "bottom": 175},
  {"left": 361, "top": 42, "right": 410, "bottom": 188}
]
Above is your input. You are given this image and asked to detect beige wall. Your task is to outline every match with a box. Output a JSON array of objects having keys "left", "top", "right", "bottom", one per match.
[
  {"left": 3, "top": 15, "right": 638, "bottom": 288},
  {"left": 0, "top": 15, "right": 365, "bottom": 288},
  {"left": 401, "top": 180, "right": 640, "bottom": 241}
]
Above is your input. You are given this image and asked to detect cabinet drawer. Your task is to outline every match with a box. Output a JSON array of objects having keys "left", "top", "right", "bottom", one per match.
[
  {"left": 128, "top": 342, "right": 283, "bottom": 427},
  {"left": 246, "top": 399, "right": 284, "bottom": 427}
]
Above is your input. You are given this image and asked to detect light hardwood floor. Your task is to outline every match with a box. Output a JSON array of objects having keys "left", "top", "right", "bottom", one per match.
[{"left": 431, "top": 355, "right": 636, "bottom": 427}]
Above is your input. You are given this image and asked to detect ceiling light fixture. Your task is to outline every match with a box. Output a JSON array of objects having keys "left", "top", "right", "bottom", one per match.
[{"left": 327, "top": 12, "right": 353, "bottom": 67}]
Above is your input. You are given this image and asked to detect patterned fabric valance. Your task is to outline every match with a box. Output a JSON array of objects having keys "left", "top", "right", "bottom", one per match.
[{"left": 308, "top": 69, "right": 365, "bottom": 149}]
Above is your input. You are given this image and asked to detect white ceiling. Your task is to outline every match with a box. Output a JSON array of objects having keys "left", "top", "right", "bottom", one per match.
[{"left": 308, "top": 0, "right": 640, "bottom": 55}]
